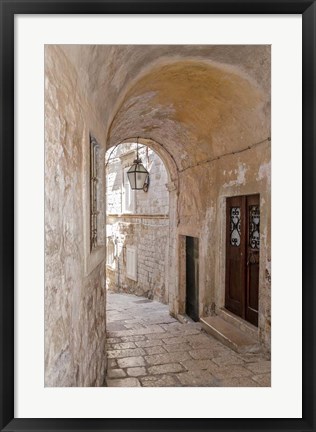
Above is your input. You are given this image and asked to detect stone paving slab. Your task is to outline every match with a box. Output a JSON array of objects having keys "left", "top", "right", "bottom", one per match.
[
  {"left": 212, "top": 354, "right": 245, "bottom": 366},
  {"left": 161, "top": 322, "right": 186, "bottom": 331},
  {"left": 107, "top": 322, "right": 129, "bottom": 331},
  {"left": 140, "top": 375, "right": 181, "bottom": 387},
  {"left": 126, "top": 367, "right": 147, "bottom": 377},
  {"left": 144, "top": 346, "right": 167, "bottom": 355},
  {"left": 145, "top": 352, "right": 192, "bottom": 365},
  {"left": 107, "top": 368, "right": 126, "bottom": 378},
  {"left": 117, "top": 356, "right": 146, "bottom": 368},
  {"left": 162, "top": 336, "right": 189, "bottom": 345},
  {"left": 163, "top": 343, "right": 193, "bottom": 353},
  {"left": 106, "top": 292, "right": 271, "bottom": 387},
  {"left": 124, "top": 323, "right": 148, "bottom": 330},
  {"left": 108, "top": 359, "right": 118, "bottom": 368},
  {"left": 110, "top": 325, "right": 165, "bottom": 337},
  {"left": 188, "top": 348, "right": 222, "bottom": 360},
  {"left": 121, "top": 335, "right": 146, "bottom": 342},
  {"left": 107, "top": 337, "right": 122, "bottom": 344},
  {"left": 251, "top": 373, "right": 271, "bottom": 386},
  {"left": 245, "top": 360, "right": 271, "bottom": 374},
  {"left": 240, "top": 353, "right": 270, "bottom": 363},
  {"left": 109, "top": 342, "right": 136, "bottom": 350},
  {"left": 207, "top": 364, "right": 252, "bottom": 379},
  {"left": 218, "top": 377, "right": 259, "bottom": 387},
  {"left": 176, "top": 370, "right": 218, "bottom": 386},
  {"left": 107, "top": 348, "right": 146, "bottom": 359},
  {"left": 181, "top": 359, "right": 213, "bottom": 371},
  {"left": 143, "top": 317, "right": 178, "bottom": 325},
  {"left": 148, "top": 363, "right": 184, "bottom": 375},
  {"left": 107, "top": 377, "right": 141, "bottom": 387},
  {"left": 135, "top": 339, "right": 163, "bottom": 348}
]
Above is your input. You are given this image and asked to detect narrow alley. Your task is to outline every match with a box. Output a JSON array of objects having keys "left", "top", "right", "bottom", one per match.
[
  {"left": 44, "top": 45, "right": 272, "bottom": 388},
  {"left": 106, "top": 292, "right": 271, "bottom": 387}
]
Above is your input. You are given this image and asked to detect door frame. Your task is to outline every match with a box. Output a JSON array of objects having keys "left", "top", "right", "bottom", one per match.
[
  {"left": 178, "top": 231, "right": 204, "bottom": 320},
  {"left": 185, "top": 236, "right": 200, "bottom": 321},
  {"left": 216, "top": 194, "right": 262, "bottom": 330},
  {"left": 225, "top": 194, "right": 260, "bottom": 326}
]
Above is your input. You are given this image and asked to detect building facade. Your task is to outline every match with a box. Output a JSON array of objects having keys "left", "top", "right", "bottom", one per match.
[{"left": 105, "top": 144, "right": 170, "bottom": 304}]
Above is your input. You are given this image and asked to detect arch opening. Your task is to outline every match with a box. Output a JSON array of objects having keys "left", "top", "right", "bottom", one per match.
[
  {"left": 105, "top": 56, "right": 271, "bottom": 350},
  {"left": 105, "top": 138, "right": 179, "bottom": 311}
]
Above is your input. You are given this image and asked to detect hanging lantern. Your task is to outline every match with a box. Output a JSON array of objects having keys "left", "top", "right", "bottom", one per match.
[{"left": 127, "top": 139, "right": 149, "bottom": 190}]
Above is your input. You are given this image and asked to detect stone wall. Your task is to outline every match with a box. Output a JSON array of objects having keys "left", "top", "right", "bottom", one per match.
[
  {"left": 45, "top": 46, "right": 107, "bottom": 387},
  {"left": 105, "top": 145, "right": 169, "bottom": 303}
]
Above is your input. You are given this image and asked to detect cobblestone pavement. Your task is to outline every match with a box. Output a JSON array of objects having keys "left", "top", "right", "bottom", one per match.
[{"left": 106, "top": 292, "right": 271, "bottom": 387}]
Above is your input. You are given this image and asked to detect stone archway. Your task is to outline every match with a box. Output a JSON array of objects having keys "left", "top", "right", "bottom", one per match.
[
  {"left": 105, "top": 58, "right": 270, "bottom": 347},
  {"left": 105, "top": 137, "right": 180, "bottom": 316}
]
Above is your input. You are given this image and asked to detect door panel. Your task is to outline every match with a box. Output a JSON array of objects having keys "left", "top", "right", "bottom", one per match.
[
  {"left": 225, "top": 196, "right": 246, "bottom": 318},
  {"left": 186, "top": 236, "right": 199, "bottom": 321},
  {"left": 245, "top": 195, "right": 260, "bottom": 326},
  {"left": 225, "top": 194, "right": 259, "bottom": 326}
]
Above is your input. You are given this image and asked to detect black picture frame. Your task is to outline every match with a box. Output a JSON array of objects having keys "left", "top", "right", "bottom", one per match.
[{"left": 0, "top": 1, "right": 314, "bottom": 431}]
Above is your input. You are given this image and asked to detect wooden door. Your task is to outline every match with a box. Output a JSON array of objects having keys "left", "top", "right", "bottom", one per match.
[
  {"left": 225, "top": 196, "right": 246, "bottom": 318},
  {"left": 186, "top": 236, "right": 199, "bottom": 321},
  {"left": 225, "top": 195, "right": 259, "bottom": 326}
]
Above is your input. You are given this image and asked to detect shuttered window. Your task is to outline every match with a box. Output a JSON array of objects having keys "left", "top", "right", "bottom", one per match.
[
  {"left": 122, "top": 167, "right": 135, "bottom": 214},
  {"left": 90, "top": 135, "right": 99, "bottom": 250},
  {"left": 126, "top": 245, "right": 137, "bottom": 281},
  {"left": 106, "top": 238, "right": 115, "bottom": 268}
]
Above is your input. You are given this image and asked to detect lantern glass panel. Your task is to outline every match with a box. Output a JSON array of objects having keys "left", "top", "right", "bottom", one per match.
[
  {"left": 127, "top": 162, "right": 148, "bottom": 190},
  {"left": 127, "top": 169, "right": 136, "bottom": 189}
]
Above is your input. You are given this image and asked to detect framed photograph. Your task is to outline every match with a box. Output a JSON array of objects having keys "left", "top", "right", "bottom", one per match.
[{"left": 1, "top": 1, "right": 314, "bottom": 431}]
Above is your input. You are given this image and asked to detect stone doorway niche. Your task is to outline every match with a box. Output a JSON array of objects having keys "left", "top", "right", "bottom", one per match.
[
  {"left": 185, "top": 236, "right": 199, "bottom": 322},
  {"left": 178, "top": 233, "right": 204, "bottom": 322},
  {"left": 105, "top": 138, "right": 179, "bottom": 314}
]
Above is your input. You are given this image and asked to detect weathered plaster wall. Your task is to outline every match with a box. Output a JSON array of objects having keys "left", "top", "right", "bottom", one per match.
[
  {"left": 176, "top": 140, "right": 271, "bottom": 351},
  {"left": 106, "top": 145, "right": 169, "bottom": 303},
  {"left": 45, "top": 46, "right": 107, "bottom": 386},
  {"left": 216, "top": 143, "right": 271, "bottom": 350}
]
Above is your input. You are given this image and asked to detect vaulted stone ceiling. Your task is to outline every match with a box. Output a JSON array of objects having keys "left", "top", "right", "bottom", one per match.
[{"left": 61, "top": 45, "right": 270, "bottom": 170}]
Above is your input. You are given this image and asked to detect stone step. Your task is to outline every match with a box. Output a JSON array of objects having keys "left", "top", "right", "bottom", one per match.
[
  {"left": 218, "top": 308, "right": 258, "bottom": 341},
  {"left": 200, "top": 316, "right": 260, "bottom": 354}
]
